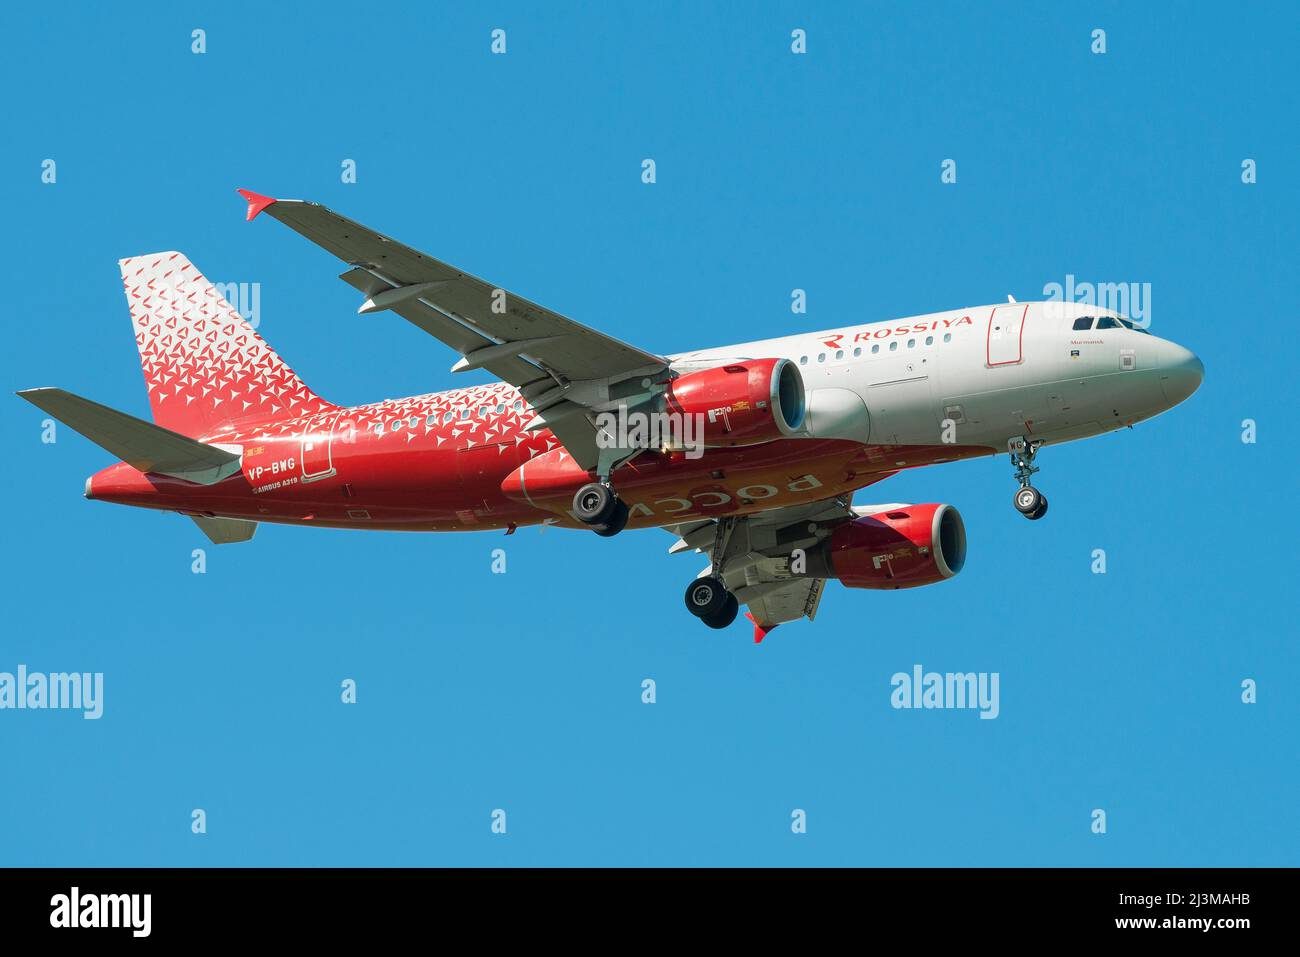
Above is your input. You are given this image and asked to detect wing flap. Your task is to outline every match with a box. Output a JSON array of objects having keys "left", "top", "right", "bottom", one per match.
[
  {"left": 340, "top": 265, "right": 554, "bottom": 392},
  {"left": 741, "top": 578, "right": 826, "bottom": 634}
]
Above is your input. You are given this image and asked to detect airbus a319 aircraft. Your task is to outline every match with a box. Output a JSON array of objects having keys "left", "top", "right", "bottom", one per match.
[{"left": 19, "top": 191, "right": 1203, "bottom": 641}]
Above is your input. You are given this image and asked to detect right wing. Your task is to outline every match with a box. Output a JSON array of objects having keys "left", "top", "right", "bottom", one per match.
[{"left": 239, "top": 190, "right": 669, "bottom": 470}]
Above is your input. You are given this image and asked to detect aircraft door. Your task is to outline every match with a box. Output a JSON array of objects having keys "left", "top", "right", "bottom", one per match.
[
  {"left": 986, "top": 304, "right": 1028, "bottom": 366},
  {"left": 300, "top": 412, "right": 341, "bottom": 483}
]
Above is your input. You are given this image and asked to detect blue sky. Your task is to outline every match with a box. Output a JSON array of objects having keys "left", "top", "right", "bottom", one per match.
[{"left": 1, "top": 1, "right": 1296, "bottom": 866}]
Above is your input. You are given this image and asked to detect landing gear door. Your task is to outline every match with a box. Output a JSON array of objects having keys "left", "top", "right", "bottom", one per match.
[
  {"left": 300, "top": 412, "right": 341, "bottom": 483},
  {"left": 986, "top": 304, "right": 1028, "bottom": 367}
]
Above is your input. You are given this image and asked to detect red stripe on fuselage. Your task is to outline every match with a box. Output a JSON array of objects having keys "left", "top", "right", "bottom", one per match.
[{"left": 87, "top": 384, "right": 996, "bottom": 531}]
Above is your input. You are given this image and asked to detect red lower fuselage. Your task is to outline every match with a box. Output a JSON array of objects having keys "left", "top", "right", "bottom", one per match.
[{"left": 87, "top": 379, "right": 993, "bottom": 532}]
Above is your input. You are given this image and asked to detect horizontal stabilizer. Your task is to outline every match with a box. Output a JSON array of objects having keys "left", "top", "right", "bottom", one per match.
[
  {"left": 191, "top": 515, "right": 257, "bottom": 544},
  {"left": 16, "top": 388, "right": 242, "bottom": 485}
]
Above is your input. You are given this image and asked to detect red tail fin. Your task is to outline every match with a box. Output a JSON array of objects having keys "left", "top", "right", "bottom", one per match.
[{"left": 119, "top": 251, "right": 334, "bottom": 438}]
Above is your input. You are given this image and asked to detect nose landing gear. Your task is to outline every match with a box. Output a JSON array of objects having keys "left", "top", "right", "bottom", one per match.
[
  {"left": 1009, "top": 436, "right": 1049, "bottom": 520},
  {"left": 1014, "top": 484, "right": 1048, "bottom": 519}
]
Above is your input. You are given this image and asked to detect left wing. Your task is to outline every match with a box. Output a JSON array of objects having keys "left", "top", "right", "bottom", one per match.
[
  {"left": 667, "top": 494, "right": 905, "bottom": 643},
  {"left": 238, "top": 190, "right": 668, "bottom": 470}
]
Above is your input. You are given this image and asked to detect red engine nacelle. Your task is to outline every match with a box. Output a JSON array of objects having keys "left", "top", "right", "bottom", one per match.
[
  {"left": 803, "top": 503, "right": 967, "bottom": 589},
  {"left": 662, "top": 358, "right": 806, "bottom": 449}
]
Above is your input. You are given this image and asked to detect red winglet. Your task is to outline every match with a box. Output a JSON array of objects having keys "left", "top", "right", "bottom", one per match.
[
  {"left": 237, "top": 188, "right": 277, "bottom": 221},
  {"left": 745, "top": 612, "right": 778, "bottom": 644}
]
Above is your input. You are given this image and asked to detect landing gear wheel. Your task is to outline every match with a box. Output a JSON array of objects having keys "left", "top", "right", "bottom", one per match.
[
  {"left": 1008, "top": 436, "right": 1049, "bottom": 521},
  {"left": 591, "top": 499, "right": 630, "bottom": 537},
  {"left": 1014, "top": 485, "right": 1043, "bottom": 515},
  {"left": 701, "top": 594, "right": 739, "bottom": 630},
  {"left": 684, "top": 576, "right": 729, "bottom": 619},
  {"left": 573, "top": 482, "right": 617, "bottom": 526}
]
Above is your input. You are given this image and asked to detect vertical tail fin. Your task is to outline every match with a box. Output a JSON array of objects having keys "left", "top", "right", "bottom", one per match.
[{"left": 119, "top": 251, "right": 335, "bottom": 439}]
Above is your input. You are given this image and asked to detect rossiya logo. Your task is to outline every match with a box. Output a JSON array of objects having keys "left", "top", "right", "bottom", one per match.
[{"left": 822, "top": 315, "right": 974, "bottom": 349}]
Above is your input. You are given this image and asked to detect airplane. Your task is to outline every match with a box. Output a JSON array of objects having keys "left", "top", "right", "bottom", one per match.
[{"left": 17, "top": 190, "right": 1204, "bottom": 642}]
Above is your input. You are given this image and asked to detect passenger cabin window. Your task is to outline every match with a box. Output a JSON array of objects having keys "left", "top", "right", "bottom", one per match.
[
  {"left": 391, "top": 419, "right": 402, "bottom": 432},
  {"left": 409, "top": 417, "right": 419, "bottom": 428},
  {"left": 799, "top": 356, "right": 808, "bottom": 365},
  {"left": 907, "top": 338, "right": 916, "bottom": 348},
  {"left": 925, "top": 335, "right": 934, "bottom": 346},
  {"left": 818, "top": 353, "right": 826, "bottom": 363},
  {"left": 460, "top": 408, "right": 470, "bottom": 420},
  {"left": 943, "top": 333, "right": 952, "bottom": 343},
  {"left": 443, "top": 411, "right": 455, "bottom": 424},
  {"left": 513, "top": 400, "right": 523, "bottom": 411},
  {"left": 853, "top": 347, "right": 861, "bottom": 357},
  {"left": 889, "top": 341, "right": 898, "bottom": 352},
  {"left": 425, "top": 414, "right": 437, "bottom": 427},
  {"left": 872, "top": 344, "right": 880, "bottom": 354},
  {"left": 835, "top": 349, "right": 844, "bottom": 360},
  {"left": 373, "top": 422, "right": 384, "bottom": 435}
]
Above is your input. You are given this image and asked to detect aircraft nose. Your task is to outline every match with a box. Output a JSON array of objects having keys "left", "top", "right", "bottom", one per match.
[{"left": 1159, "top": 343, "right": 1204, "bottom": 406}]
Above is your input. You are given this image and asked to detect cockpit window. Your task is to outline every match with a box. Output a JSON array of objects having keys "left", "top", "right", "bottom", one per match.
[{"left": 1074, "top": 314, "right": 1150, "bottom": 334}]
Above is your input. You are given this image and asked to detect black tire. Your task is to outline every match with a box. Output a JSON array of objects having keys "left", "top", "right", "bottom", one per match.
[
  {"left": 702, "top": 593, "right": 739, "bottom": 630},
  {"left": 1013, "top": 485, "right": 1043, "bottom": 515},
  {"left": 573, "top": 482, "right": 616, "bottom": 525},
  {"left": 592, "top": 499, "right": 629, "bottom": 537},
  {"left": 1027, "top": 495, "right": 1049, "bottom": 521},
  {"left": 684, "top": 576, "right": 729, "bottom": 619}
]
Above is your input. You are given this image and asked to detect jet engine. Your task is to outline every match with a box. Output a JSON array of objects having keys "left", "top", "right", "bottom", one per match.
[
  {"left": 799, "top": 503, "right": 966, "bottom": 589},
  {"left": 661, "top": 358, "right": 806, "bottom": 449}
]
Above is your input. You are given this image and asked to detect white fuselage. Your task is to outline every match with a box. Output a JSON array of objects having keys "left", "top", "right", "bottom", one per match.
[{"left": 673, "top": 300, "right": 1203, "bottom": 452}]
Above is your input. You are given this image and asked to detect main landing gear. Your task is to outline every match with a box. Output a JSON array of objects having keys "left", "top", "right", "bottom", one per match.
[
  {"left": 1008, "top": 436, "right": 1049, "bottom": 521},
  {"left": 572, "top": 482, "right": 629, "bottom": 537},
  {"left": 683, "top": 575, "right": 739, "bottom": 629},
  {"left": 682, "top": 516, "right": 740, "bottom": 630},
  {"left": 573, "top": 478, "right": 741, "bottom": 631}
]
